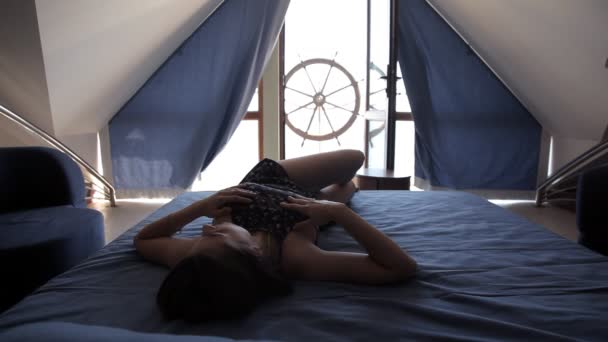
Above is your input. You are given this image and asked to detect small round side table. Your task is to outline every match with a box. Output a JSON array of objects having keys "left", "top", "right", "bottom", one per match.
[{"left": 355, "top": 168, "right": 411, "bottom": 190}]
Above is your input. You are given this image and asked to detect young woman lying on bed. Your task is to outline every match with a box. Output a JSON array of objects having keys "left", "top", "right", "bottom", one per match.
[{"left": 134, "top": 150, "right": 416, "bottom": 322}]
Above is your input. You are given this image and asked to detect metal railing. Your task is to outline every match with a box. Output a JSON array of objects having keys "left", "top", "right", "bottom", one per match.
[
  {"left": 535, "top": 138, "right": 608, "bottom": 207},
  {"left": 0, "top": 104, "right": 116, "bottom": 206}
]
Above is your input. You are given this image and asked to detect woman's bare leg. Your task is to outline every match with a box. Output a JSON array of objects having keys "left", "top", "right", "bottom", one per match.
[
  {"left": 277, "top": 149, "right": 364, "bottom": 202},
  {"left": 317, "top": 182, "right": 358, "bottom": 203}
]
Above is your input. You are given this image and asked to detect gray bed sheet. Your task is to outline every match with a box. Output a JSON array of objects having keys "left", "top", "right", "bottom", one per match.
[{"left": 0, "top": 191, "right": 607, "bottom": 341}]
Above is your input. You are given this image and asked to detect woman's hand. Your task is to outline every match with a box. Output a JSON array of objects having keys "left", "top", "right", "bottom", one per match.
[
  {"left": 281, "top": 196, "right": 347, "bottom": 226},
  {"left": 198, "top": 187, "right": 256, "bottom": 218}
]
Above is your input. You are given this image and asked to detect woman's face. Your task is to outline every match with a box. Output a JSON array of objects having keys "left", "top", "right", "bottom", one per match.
[{"left": 192, "top": 222, "right": 260, "bottom": 257}]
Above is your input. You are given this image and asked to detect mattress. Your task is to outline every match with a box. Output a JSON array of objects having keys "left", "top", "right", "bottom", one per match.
[{"left": 1, "top": 191, "right": 606, "bottom": 341}]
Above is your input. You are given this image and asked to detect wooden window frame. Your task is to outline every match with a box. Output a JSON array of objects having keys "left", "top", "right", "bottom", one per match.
[{"left": 243, "top": 81, "right": 264, "bottom": 161}]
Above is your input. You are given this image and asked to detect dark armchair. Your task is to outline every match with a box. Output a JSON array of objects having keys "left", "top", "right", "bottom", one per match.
[
  {"left": 0, "top": 147, "right": 105, "bottom": 312},
  {"left": 576, "top": 164, "right": 608, "bottom": 255}
]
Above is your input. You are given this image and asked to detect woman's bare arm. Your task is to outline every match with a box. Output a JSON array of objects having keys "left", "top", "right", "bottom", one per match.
[
  {"left": 134, "top": 202, "right": 209, "bottom": 241},
  {"left": 331, "top": 203, "right": 416, "bottom": 273},
  {"left": 133, "top": 188, "right": 255, "bottom": 267},
  {"left": 134, "top": 188, "right": 255, "bottom": 241},
  {"left": 281, "top": 197, "right": 416, "bottom": 284}
]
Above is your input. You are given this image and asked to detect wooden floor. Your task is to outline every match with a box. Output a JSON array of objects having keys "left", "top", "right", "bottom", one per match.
[
  {"left": 93, "top": 195, "right": 579, "bottom": 246},
  {"left": 489, "top": 200, "right": 578, "bottom": 241}
]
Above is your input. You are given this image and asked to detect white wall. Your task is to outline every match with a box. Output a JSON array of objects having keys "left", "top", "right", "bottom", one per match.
[
  {"left": 35, "top": 0, "right": 224, "bottom": 136},
  {"left": 427, "top": 0, "right": 608, "bottom": 169},
  {"left": 58, "top": 132, "right": 99, "bottom": 170},
  {"left": 0, "top": 116, "right": 52, "bottom": 147},
  {"left": 0, "top": 0, "right": 54, "bottom": 138},
  {"left": 550, "top": 136, "right": 599, "bottom": 174}
]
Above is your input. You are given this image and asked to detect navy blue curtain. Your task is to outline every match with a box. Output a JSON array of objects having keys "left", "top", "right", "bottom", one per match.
[
  {"left": 397, "top": 0, "right": 541, "bottom": 190},
  {"left": 109, "top": 0, "right": 289, "bottom": 198}
]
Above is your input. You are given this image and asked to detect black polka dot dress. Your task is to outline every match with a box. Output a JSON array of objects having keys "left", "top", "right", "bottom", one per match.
[{"left": 229, "top": 159, "right": 318, "bottom": 243}]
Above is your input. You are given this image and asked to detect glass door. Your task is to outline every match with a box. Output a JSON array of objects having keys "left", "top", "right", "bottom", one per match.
[
  {"left": 281, "top": 0, "right": 413, "bottom": 177},
  {"left": 364, "top": 0, "right": 391, "bottom": 169},
  {"left": 281, "top": 0, "right": 367, "bottom": 159}
]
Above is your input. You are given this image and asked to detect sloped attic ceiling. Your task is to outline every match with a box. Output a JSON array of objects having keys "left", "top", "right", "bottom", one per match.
[
  {"left": 427, "top": 0, "right": 608, "bottom": 141},
  {"left": 35, "top": 0, "right": 224, "bottom": 136}
]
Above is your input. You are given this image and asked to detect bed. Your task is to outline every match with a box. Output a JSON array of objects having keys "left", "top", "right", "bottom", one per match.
[{"left": 1, "top": 190, "right": 607, "bottom": 341}]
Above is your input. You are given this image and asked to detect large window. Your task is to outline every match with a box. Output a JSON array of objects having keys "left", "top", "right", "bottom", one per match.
[
  {"left": 281, "top": 0, "right": 367, "bottom": 160},
  {"left": 281, "top": 0, "right": 414, "bottom": 177}
]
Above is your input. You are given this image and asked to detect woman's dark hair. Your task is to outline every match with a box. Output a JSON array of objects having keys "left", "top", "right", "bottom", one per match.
[{"left": 156, "top": 245, "right": 292, "bottom": 322}]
